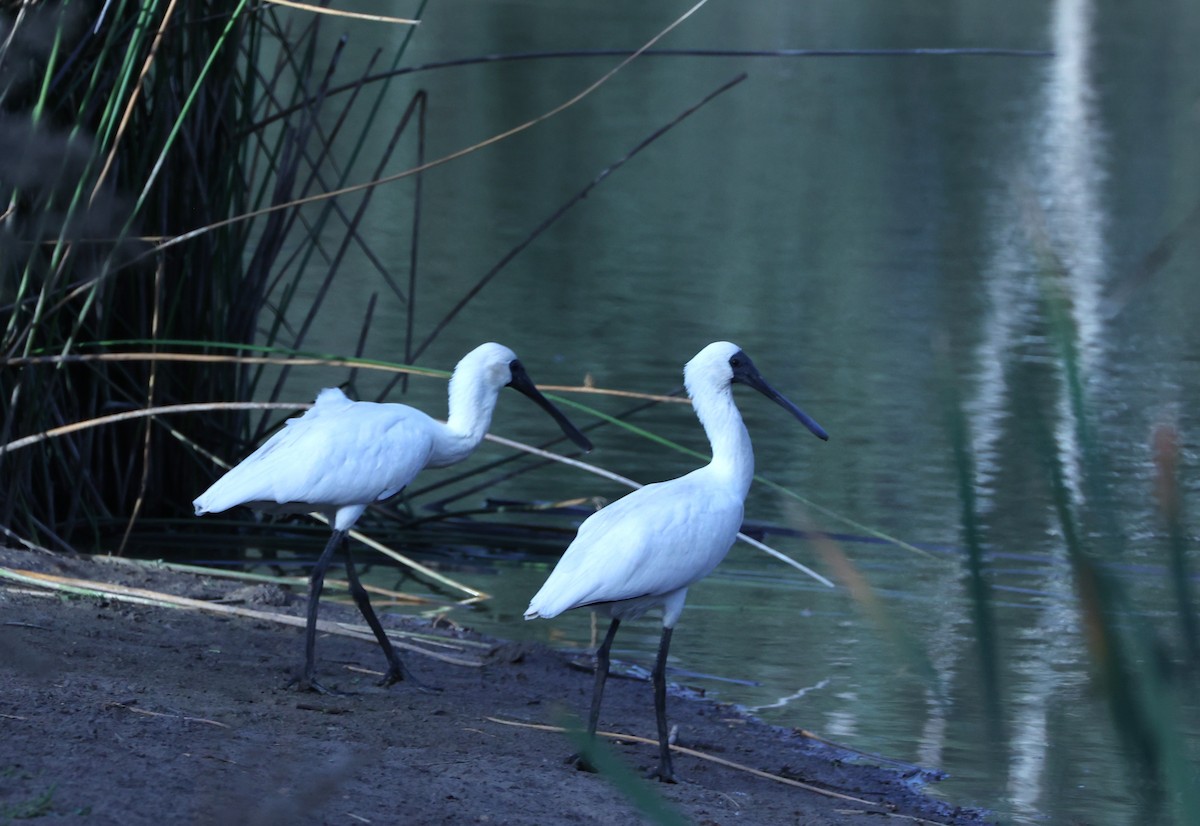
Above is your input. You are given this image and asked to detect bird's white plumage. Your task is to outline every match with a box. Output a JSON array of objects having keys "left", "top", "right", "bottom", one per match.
[
  {"left": 194, "top": 342, "right": 522, "bottom": 531},
  {"left": 525, "top": 341, "right": 758, "bottom": 628},
  {"left": 524, "top": 341, "right": 825, "bottom": 783},
  {"left": 194, "top": 342, "right": 593, "bottom": 691}
]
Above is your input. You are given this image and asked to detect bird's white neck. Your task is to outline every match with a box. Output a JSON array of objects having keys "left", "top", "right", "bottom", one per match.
[
  {"left": 693, "top": 386, "right": 755, "bottom": 499},
  {"left": 433, "top": 371, "right": 503, "bottom": 465}
]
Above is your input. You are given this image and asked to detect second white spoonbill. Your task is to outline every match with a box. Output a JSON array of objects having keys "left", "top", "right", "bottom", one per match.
[
  {"left": 195, "top": 342, "right": 592, "bottom": 692},
  {"left": 524, "top": 341, "right": 828, "bottom": 782}
]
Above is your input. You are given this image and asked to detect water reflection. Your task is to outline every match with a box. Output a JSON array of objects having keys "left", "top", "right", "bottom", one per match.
[{"left": 969, "top": 0, "right": 1111, "bottom": 818}]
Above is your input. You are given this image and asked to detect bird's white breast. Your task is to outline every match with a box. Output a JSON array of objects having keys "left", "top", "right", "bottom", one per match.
[{"left": 525, "top": 468, "right": 743, "bottom": 620}]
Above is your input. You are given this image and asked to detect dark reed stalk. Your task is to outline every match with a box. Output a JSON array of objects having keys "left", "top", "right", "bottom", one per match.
[{"left": 345, "top": 291, "right": 379, "bottom": 396}]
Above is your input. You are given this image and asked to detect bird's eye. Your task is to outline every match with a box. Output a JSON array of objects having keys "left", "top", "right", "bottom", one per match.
[{"left": 729, "top": 356, "right": 741, "bottom": 368}]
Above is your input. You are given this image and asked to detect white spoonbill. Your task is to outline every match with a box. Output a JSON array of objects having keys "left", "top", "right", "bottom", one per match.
[
  {"left": 195, "top": 342, "right": 592, "bottom": 692},
  {"left": 525, "top": 341, "right": 828, "bottom": 782}
]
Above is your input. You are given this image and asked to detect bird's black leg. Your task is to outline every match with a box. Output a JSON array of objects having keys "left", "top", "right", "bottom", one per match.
[
  {"left": 647, "top": 626, "right": 676, "bottom": 783},
  {"left": 589, "top": 618, "right": 621, "bottom": 738},
  {"left": 342, "top": 543, "right": 438, "bottom": 692},
  {"left": 294, "top": 528, "right": 345, "bottom": 693},
  {"left": 571, "top": 617, "right": 620, "bottom": 773}
]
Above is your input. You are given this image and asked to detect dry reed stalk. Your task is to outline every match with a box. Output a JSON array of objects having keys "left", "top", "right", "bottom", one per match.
[{"left": 0, "top": 566, "right": 485, "bottom": 667}]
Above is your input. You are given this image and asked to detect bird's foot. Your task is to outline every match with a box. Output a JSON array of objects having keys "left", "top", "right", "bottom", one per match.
[
  {"left": 567, "top": 752, "right": 599, "bottom": 774},
  {"left": 381, "top": 663, "right": 443, "bottom": 694},
  {"left": 645, "top": 764, "right": 678, "bottom": 784}
]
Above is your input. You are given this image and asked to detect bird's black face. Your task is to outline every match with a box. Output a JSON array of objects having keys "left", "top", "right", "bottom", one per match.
[
  {"left": 506, "top": 360, "right": 594, "bottom": 451},
  {"left": 729, "top": 351, "right": 829, "bottom": 441}
]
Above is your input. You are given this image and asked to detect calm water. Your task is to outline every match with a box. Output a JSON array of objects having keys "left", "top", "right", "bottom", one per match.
[{"left": 259, "top": 2, "right": 1200, "bottom": 822}]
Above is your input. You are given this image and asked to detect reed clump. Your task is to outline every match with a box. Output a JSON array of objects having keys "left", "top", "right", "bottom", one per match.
[{"left": 0, "top": 2, "right": 426, "bottom": 551}]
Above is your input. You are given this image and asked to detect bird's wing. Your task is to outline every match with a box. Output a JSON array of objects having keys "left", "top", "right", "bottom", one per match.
[
  {"left": 194, "top": 393, "right": 437, "bottom": 513},
  {"left": 526, "top": 474, "right": 743, "bottom": 618}
]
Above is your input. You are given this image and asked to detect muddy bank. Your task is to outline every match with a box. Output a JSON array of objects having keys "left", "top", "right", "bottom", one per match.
[{"left": 0, "top": 548, "right": 989, "bottom": 824}]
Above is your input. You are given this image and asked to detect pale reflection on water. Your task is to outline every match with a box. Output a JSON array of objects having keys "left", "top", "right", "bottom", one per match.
[{"left": 971, "top": 0, "right": 1109, "bottom": 818}]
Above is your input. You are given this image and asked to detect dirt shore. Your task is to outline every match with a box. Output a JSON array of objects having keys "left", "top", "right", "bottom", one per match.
[{"left": 0, "top": 548, "right": 989, "bottom": 825}]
